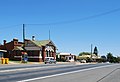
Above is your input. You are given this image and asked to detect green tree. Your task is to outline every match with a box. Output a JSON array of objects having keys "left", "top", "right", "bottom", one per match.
[
  {"left": 116, "top": 57, "right": 120, "bottom": 63},
  {"left": 79, "top": 52, "right": 91, "bottom": 56},
  {"left": 106, "top": 53, "right": 117, "bottom": 63},
  {"left": 107, "top": 53, "right": 120, "bottom": 63},
  {"left": 93, "top": 46, "right": 98, "bottom": 56}
]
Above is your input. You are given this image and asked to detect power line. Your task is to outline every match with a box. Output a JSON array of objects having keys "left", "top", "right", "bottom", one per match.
[
  {"left": 0, "top": 8, "right": 120, "bottom": 28},
  {"left": 26, "top": 8, "right": 120, "bottom": 26},
  {"left": 0, "top": 24, "right": 22, "bottom": 29}
]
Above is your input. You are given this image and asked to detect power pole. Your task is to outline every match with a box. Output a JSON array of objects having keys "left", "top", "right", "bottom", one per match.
[
  {"left": 91, "top": 44, "right": 93, "bottom": 61},
  {"left": 23, "top": 24, "right": 25, "bottom": 42},
  {"left": 49, "top": 30, "right": 51, "bottom": 40}
]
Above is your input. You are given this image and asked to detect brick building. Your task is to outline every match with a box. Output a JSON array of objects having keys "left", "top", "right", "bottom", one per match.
[
  {"left": 0, "top": 38, "right": 57, "bottom": 62},
  {"left": 24, "top": 39, "right": 56, "bottom": 62},
  {"left": 0, "top": 38, "right": 24, "bottom": 60}
]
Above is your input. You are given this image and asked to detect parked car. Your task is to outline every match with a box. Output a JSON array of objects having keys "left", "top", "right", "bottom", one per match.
[
  {"left": 80, "top": 59, "right": 86, "bottom": 63},
  {"left": 44, "top": 57, "right": 56, "bottom": 64}
]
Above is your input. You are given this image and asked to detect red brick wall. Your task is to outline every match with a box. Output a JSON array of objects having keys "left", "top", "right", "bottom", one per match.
[
  {"left": 42, "top": 46, "right": 46, "bottom": 61},
  {"left": 0, "top": 39, "right": 23, "bottom": 60}
]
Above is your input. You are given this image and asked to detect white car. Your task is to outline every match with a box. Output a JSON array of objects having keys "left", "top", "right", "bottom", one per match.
[
  {"left": 44, "top": 57, "right": 56, "bottom": 64},
  {"left": 80, "top": 60, "right": 86, "bottom": 63}
]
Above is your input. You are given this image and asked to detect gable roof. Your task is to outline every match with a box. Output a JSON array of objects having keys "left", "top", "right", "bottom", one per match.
[{"left": 31, "top": 40, "right": 56, "bottom": 47}]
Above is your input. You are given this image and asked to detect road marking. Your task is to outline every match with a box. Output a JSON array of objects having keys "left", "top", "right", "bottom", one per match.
[
  {"left": 0, "top": 64, "right": 75, "bottom": 73},
  {"left": 17, "top": 64, "right": 119, "bottom": 82}
]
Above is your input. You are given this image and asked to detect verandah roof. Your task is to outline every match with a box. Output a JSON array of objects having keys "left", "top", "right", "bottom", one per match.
[{"left": 12, "top": 46, "right": 24, "bottom": 51}]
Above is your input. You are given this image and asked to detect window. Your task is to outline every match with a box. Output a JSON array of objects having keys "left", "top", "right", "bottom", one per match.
[
  {"left": 0, "top": 52, "right": 3, "bottom": 58},
  {"left": 69, "top": 57, "right": 71, "bottom": 60},
  {"left": 46, "top": 51, "right": 48, "bottom": 57}
]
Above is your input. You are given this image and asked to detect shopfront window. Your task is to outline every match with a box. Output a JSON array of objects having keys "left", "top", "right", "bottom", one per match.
[{"left": 0, "top": 52, "right": 3, "bottom": 58}]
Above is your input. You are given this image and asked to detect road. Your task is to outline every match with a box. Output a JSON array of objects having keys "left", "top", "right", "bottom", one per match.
[{"left": 0, "top": 63, "right": 119, "bottom": 82}]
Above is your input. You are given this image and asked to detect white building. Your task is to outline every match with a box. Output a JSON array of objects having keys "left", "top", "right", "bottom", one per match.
[{"left": 57, "top": 53, "right": 76, "bottom": 62}]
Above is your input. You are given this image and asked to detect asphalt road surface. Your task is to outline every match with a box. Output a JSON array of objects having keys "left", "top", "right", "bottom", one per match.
[{"left": 0, "top": 63, "right": 119, "bottom": 82}]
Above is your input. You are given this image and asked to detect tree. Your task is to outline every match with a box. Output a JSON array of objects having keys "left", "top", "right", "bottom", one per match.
[
  {"left": 116, "top": 57, "right": 120, "bottom": 63},
  {"left": 107, "top": 53, "right": 115, "bottom": 63},
  {"left": 93, "top": 46, "right": 98, "bottom": 56},
  {"left": 79, "top": 52, "right": 91, "bottom": 56},
  {"left": 106, "top": 53, "right": 120, "bottom": 63}
]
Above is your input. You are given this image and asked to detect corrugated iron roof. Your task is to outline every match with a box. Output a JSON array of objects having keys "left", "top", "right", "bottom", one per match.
[
  {"left": 31, "top": 40, "right": 55, "bottom": 47},
  {"left": 12, "top": 46, "right": 24, "bottom": 51}
]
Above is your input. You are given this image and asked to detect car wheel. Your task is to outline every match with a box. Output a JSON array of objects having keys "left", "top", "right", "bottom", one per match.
[{"left": 49, "top": 62, "right": 52, "bottom": 64}]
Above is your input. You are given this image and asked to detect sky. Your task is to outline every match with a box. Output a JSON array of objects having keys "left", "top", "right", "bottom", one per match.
[{"left": 0, "top": 0, "right": 120, "bottom": 56}]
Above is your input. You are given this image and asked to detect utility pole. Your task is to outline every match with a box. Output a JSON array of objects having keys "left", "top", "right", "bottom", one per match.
[
  {"left": 91, "top": 44, "right": 93, "bottom": 61},
  {"left": 49, "top": 30, "right": 51, "bottom": 40},
  {"left": 23, "top": 24, "right": 25, "bottom": 42}
]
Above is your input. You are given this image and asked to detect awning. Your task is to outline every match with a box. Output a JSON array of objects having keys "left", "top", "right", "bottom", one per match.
[
  {"left": 24, "top": 47, "right": 41, "bottom": 50},
  {"left": 0, "top": 50, "right": 7, "bottom": 52}
]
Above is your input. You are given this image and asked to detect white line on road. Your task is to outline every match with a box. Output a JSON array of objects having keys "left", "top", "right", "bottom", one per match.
[
  {"left": 17, "top": 64, "right": 119, "bottom": 82},
  {"left": 0, "top": 64, "right": 75, "bottom": 73}
]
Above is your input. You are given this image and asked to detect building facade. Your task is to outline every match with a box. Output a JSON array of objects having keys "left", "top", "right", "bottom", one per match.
[
  {"left": 0, "top": 38, "right": 57, "bottom": 62},
  {"left": 24, "top": 39, "right": 56, "bottom": 62},
  {"left": 0, "top": 38, "right": 24, "bottom": 60},
  {"left": 0, "top": 50, "right": 7, "bottom": 58},
  {"left": 57, "top": 53, "right": 76, "bottom": 62}
]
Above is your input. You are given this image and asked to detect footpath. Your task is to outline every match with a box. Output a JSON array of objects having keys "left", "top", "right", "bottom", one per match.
[{"left": 0, "top": 60, "right": 93, "bottom": 65}]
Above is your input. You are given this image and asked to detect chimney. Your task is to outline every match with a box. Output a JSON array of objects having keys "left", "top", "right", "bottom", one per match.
[
  {"left": 4, "top": 40, "right": 6, "bottom": 45},
  {"left": 13, "top": 38, "right": 18, "bottom": 45},
  {"left": 13, "top": 38, "right": 18, "bottom": 41},
  {"left": 32, "top": 36, "right": 35, "bottom": 41}
]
